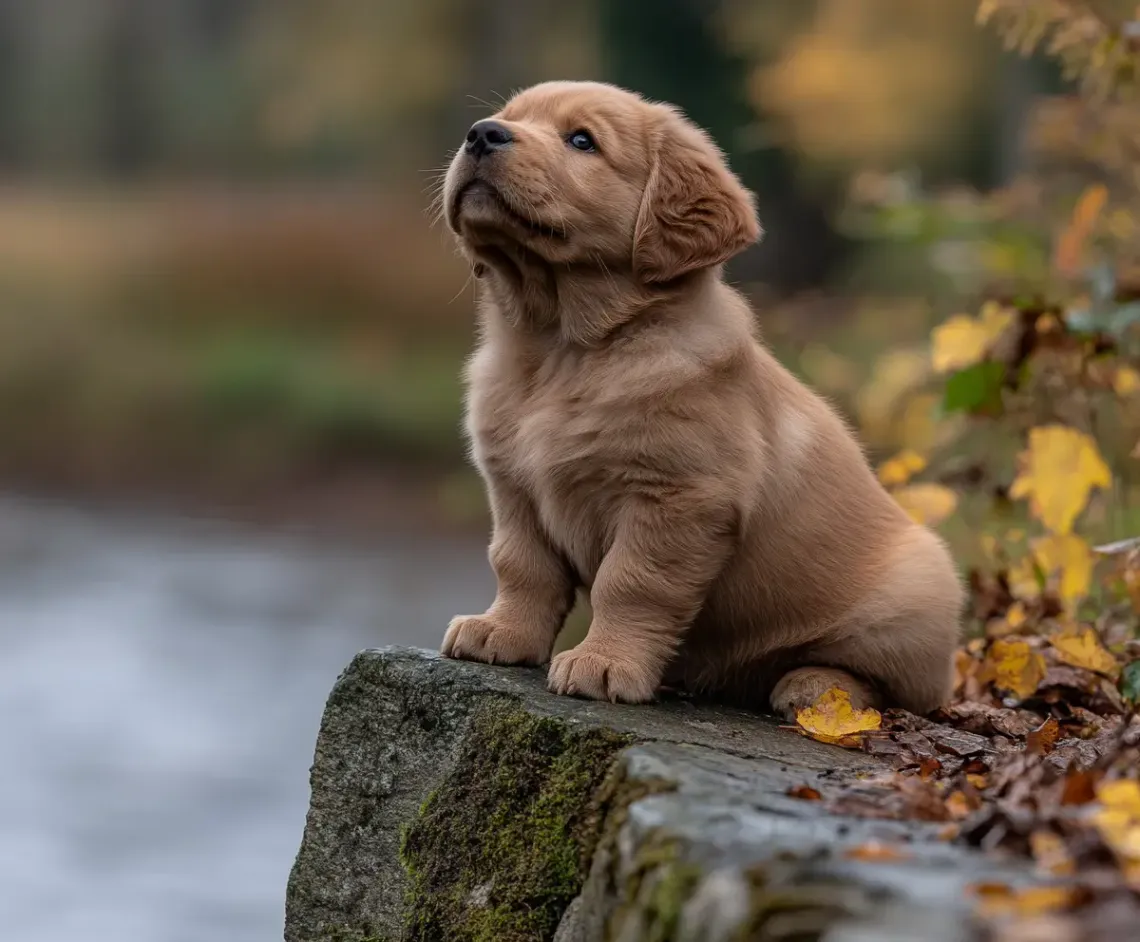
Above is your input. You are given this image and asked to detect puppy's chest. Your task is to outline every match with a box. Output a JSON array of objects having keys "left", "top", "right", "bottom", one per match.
[{"left": 472, "top": 380, "right": 634, "bottom": 563}]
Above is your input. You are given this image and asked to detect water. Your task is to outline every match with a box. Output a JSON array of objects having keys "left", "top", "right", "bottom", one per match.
[{"left": 0, "top": 497, "right": 493, "bottom": 942}]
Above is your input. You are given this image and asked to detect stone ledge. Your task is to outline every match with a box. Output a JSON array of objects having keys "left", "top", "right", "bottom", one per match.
[{"left": 285, "top": 647, "right": 1054, "bottom": 942}]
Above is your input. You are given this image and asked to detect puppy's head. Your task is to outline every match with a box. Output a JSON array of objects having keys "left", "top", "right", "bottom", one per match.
[{"left": 443, "top": 81, "right": 761, "bottom": 284}]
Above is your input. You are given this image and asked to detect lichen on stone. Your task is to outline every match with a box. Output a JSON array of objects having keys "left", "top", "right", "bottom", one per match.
[{"left": 399, "top": 698, "right": 631, "bottom": 942}]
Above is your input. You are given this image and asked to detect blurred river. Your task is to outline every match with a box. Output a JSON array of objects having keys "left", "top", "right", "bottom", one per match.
[{"left": 0, "top": 496, "right": 493, "bottom": 942}]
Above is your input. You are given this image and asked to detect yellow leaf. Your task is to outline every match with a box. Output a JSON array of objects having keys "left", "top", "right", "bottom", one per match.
[
  {"left": 1093, "top": 780, "right": 1140, "bottom": 868},
  {"left": 892, "top": 483, "right": 958, "bottom": 526},
  {"left": 1009, "top": 426, "right": 1112, "bottom": 534},
  {"left": 1051, "top": 627, "right": 1119, "bottom": 677},
  {"left": 1097, "top": 779, "right": 1140, "bottom": 818},
  {"left": 1116, "top": 366, "right": 1140, "bottom": 397},
  {"left": 795, "top": 687, "right": 882, "bottom": 748},
  {"left": 1032, "top": 533, "right": 1095, "bottom": 605},
  {"left": 981, "top": 638, "right": 1046, "bottom": 699},
  {"left": 931, "top": 302, "right": 1015, "bottom": 374},
  {"left": 877, "top": 449, "right": 927, "bottom": 487}
]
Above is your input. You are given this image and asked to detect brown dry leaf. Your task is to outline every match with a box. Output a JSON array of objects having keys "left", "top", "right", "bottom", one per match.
[
  {"left": 1009, "top": 426, "right": 1112, "bottom": 535},
  {"left": 1027, "top": 717, "right": 1061, "bottom": 756},
  {"left": 843, "top": 840, "right": 911, "bottom": 863},
  {"left": 1060, "top": 769, "right": 1100, "bottom": 806},
  {"left": 794, "top": 687, "right": 882, "bottom": 748},
  {"left": 1050, "top": 627, "right": 1120, "bottom": 678},
  {"left": 786, "top": 785, "right": 822, "bottom": 801},
  {"left": 982, "top": 639, "right": 1048, "bottom": 699}
]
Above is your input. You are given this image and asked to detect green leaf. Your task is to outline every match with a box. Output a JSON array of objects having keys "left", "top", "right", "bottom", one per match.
[
  {"left": 1120, "top": 660, "right": 1140, "bottom": 706},
  {"left": 943, "top": 361, "right": 1005, "bottom": 415}
]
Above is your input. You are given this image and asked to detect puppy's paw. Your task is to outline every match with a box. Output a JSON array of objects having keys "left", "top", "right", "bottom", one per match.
[
  {"left": 441, "top": 614, "right": 550, "bottom": 666},
  {"left": 770, "top": 666, "right": 879, "bottom": 724},
  {"left": 547, "top": 643, "right": 658, "bottom": 704}
]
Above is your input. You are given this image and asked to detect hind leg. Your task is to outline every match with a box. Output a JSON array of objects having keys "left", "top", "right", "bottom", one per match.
[
  {"left": 799, "top": 526, "right": 961, "bottom": 716},
  {"left": 769, "top": 666, "right": 879, "bottom": 722}
]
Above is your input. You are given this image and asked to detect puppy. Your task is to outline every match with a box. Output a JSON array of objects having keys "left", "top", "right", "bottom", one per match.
[{"left": 438, "top": 81, "right": 962, "bottom": 719}]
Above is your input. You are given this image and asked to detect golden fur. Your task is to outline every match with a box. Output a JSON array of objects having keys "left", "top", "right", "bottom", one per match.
[{"left": 438, "top": 81, "right": 962, "bottom": 718}]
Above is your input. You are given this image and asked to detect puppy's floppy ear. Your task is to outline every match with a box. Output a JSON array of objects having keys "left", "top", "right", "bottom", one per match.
[{"left": 633, "top": 109, "right": 762, "bottom": 283}]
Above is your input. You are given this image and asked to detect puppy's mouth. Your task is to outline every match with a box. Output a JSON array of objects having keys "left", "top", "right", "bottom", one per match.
[{"left": 456, "top": 180, "right": 566, "bottom": 241}]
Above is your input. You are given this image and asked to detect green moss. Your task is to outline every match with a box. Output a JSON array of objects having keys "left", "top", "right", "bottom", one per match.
[
  {"left": 606, "top": 835, "right": 702, "bottom": 942},
  {"left": 399, "top": 699, "right": 632, "bottom": 942}
]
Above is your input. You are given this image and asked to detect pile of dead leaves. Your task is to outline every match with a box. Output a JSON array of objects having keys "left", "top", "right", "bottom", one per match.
[{"left": 788, "top": 575, "right": 1140, "bottom": 940}]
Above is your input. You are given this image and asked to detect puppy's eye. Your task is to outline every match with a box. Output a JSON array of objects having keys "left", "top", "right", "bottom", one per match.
[{"left": 567, "top": 130, "right": 596, "bottom": 153}]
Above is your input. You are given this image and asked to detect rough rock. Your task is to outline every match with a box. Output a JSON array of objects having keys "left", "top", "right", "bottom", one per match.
[{"left": 285, "top": 647, "right": 1057, "bottom": 942}]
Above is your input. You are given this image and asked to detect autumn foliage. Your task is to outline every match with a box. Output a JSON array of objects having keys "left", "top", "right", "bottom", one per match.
[{"left": 789, "top": 3, "right": 1140, "bottom": 937}]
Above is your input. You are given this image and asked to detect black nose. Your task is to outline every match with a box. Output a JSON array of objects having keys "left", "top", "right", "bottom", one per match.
[{"left": 465, "top": 119, "right": 513, "bottom": 157}]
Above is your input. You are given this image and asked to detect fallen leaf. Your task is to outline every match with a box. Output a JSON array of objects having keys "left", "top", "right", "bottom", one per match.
[
  {"left": 982, "top": 639, "right": 1048, "bottom": 699},
  {"left": 1050, "top": 628, "right": 1120, "bottom": 678},
  {"left": 1009, "top": 426, "right": 1112, "bottom": 535},
  {"left": 1060, "top": 769, "right": 1100, "bottom": 806},
  {"left": 925, "top": 725, "right": 991, "bottom": 757},
  {"left": 786, "top": 785, "right": 822, "bottom": 801},
  {"left": 877, "top": 449, "right": 927, "bottom": 487},
  {"left": 843, "top": 840, "right": 911, "bottom": 862},
  {"left": 1093, "top": 780, "right": 1140, "bottom": 872},
  {"left": 932, "top": 303, "right": 1016, "bottom": 374},
  {"left": 892, "top": 483, "right": 958, "bottom": 526},
  {"left": 1032, "top": 534, "right": 1095, "bottom": 605},
  {"left": 1027, "top": 717, "right": 1060, "bottom": 756},
  {"left": 795, "top": 687, "right": 882, "bottom": 748}
]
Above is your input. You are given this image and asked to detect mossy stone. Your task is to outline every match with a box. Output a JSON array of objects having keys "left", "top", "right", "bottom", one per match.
[{"left": 399, "top": 700, "right": 631, "bottom": 942}]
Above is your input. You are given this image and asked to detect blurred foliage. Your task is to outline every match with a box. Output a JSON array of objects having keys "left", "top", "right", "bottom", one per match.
[
  {"left": 0, "top": 0, "right": 1135, "bottom": 539},
  {"left": 841, "top": 0, "right": 1140, "bottom": 643}
]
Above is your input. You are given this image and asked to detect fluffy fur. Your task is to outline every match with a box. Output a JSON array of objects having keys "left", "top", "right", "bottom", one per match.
[{"left": 438, "top": 81, "right": 962, "bottom": 718}]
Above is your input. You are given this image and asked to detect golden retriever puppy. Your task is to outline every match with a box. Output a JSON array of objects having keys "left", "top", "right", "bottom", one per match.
[{"left": 438, "top": 81, "right": 962, "bottom": 719}]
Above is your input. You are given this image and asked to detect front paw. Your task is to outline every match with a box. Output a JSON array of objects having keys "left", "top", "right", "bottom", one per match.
[
  {"left": 547, "top": 643, "right": 658, "bottom": 704},
  {"left": 441, "top": 614, "right": 550, "bottom": 666}
]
